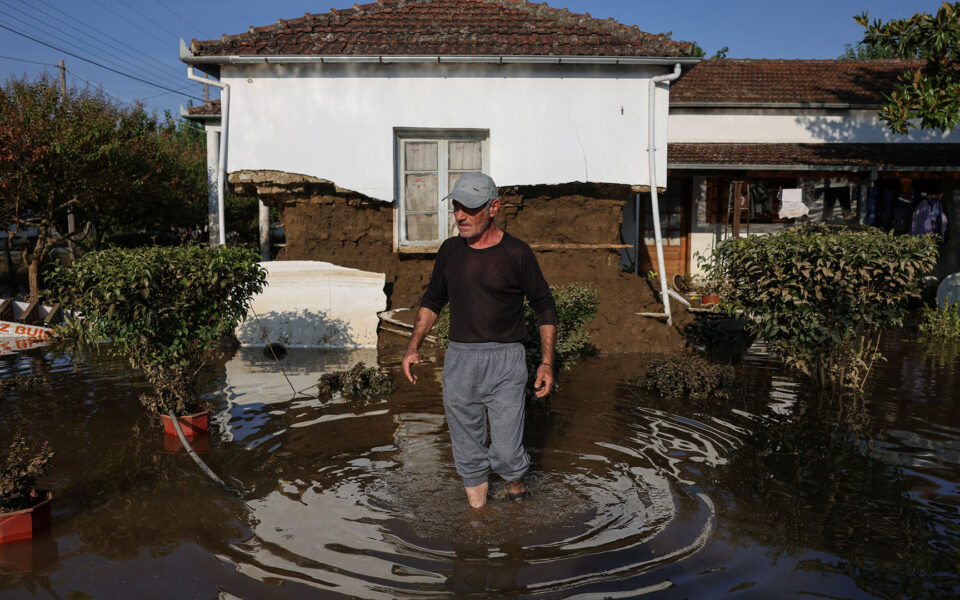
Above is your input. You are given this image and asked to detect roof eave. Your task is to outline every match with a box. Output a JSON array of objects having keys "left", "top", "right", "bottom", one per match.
[
  {"left": 670, "top": 102, "right": 882, "bottom": 110},
  {"left": 179, "top": 105, "right": 221, "bottom": 122},
  {"left": 180, "top": 45, "right": 700, "bottom": 68}
]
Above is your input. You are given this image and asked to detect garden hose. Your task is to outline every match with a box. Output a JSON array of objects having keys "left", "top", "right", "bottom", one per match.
[{"left": 166, "top": 409, "right": 241, "bottom": 497}]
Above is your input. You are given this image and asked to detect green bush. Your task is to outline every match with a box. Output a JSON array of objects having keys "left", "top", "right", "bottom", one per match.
[
  {"left": 632, "top": 354, "right": 735, "bottom": 406},
  {"left": 434, "top": 282, "right": 599, "bottom": 394},
  {"left": 702, "top": 224, "right": 938, "bottom": 390},
  {"left": 49, "top": 245, "right": 266, "bottom": 415},
  {"left": 1, "top": 434, "right": 53, "bottom": 512},
  {"left": 919, "top": 301, "right": 960, "bottom": 341}
]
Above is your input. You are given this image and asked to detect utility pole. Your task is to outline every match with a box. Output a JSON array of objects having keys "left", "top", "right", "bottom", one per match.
[{"left": 59, "top": 59, "right": 78, "bottom": 262}]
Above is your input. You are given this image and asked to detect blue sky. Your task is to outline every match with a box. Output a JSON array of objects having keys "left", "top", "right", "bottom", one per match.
[{"left": 0, "top": 0, "right": 946, "bottom": 116}]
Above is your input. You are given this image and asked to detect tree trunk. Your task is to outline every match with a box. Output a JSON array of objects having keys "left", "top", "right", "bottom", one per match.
[{"left": 27, "top": 259, "right": 40, "bottom": 300}]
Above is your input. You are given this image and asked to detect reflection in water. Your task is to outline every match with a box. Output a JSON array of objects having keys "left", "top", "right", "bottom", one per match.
[{"left": 0, "top": 334, "right": 958, "bottom": 598}]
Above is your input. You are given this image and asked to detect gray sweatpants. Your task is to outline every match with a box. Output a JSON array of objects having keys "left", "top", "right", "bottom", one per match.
[{"left": 442, "top": 341, "right": 530, "bottom": 488}]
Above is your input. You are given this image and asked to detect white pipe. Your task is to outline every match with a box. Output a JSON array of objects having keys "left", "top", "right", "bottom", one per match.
[
  {"left": 647, "top": 63, "right": 682, "bottom": 326},
  {"left": 187, "top": 67, "right": 229, "bottom": 246}
]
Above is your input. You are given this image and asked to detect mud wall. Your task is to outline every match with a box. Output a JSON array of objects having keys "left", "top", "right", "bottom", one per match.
[{"left": 231, "top": 171, "right": 687, "bottom": 353}]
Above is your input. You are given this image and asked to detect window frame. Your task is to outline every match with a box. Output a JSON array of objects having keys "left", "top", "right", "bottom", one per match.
[{"left": 395, "top": 128, "right": 490, "bottom": 250}]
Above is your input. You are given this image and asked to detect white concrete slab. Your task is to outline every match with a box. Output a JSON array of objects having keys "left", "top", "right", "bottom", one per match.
[{"left": 236, "top": 260, "right": 386, "bottom": 348}]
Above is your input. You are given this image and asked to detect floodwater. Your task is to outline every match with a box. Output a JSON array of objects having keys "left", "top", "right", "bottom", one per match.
[{"left": 0, "top": 331, "right": 958, "bottom": 599}]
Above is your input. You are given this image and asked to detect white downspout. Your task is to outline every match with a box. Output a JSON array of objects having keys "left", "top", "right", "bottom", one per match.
[
  {"left": 648, "top": 63, "right": 682, "bottom": 326},
  {"left": 187, "top": 66, "right": 229, "bottom": 246}
]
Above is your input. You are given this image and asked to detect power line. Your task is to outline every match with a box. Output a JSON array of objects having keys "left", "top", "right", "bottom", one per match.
[
  {"left": 65, "top": 68, "right": 136, "bottom": 106},
  {"left": 88, "top": 0, "right": 172, "bottom": 48},
  {"left": 116, "top": 0, "right": 180, "bottom": 39},
  {"left": 152, "top": 0, "right": 211, "bottom": 40},
  {"left": 0, "top": 23, "right": 205, "bottom": 101},
  {"left": 0, "top": 54, "right": 57, "bottom": 68},
  {"left": 1, "top": 0, "right": 190, "bottom": 90},
  {"left": 34, "top": 0, "right": 191, "bottom": 84}
]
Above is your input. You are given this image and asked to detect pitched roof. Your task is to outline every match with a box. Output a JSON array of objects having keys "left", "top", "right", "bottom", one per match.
[
  {"left": 671, "top": 59, "right": 924, "bottom": 106},
  {"left": 189, "top": 0, "right": 693, "bottom": 58},
  {"left": 668, "top": 143, "right": 960, "bottom": 170}
]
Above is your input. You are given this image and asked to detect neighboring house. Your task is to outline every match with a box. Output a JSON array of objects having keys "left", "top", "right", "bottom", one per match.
[
  {"left": 180, "top": 0, "right": 698, "bottom": 315},
  {"left": 667, "top": 59, "right": 960, "bottom": 277}
]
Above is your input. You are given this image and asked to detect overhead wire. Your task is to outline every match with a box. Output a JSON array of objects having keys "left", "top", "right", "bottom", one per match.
[
  {"left": 0, "top": 23, "right": 205, "bottom": 101},
  {"left": 116, "top": 0, "right": 181, "bottom": 40},
  {"left": 0, "top": 54, "right": 57, "bottom": 67},
  {"left": 33, "top": 0, "right": 193, "bottom": 85},
  {"left": 87, "top": 0, "right": 173, "bottom": 48},
  {"left": 152, "top": 0, "right": 212, "bottom": 40},
  {"left": 0, "top": 0, "right": 191, "bottom": 91}
]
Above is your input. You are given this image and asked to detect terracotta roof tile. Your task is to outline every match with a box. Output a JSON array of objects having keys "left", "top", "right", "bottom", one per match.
[
  {"left": 668, "top": 143, "right": 960, "bottom": 169},
  {"left": 671, "top": 59, "right": 924, "bottom": 105},
  {"left": 186, "top": 100, "right": 221, "bottom": 117},
  {"left": 190, "top": 0, "right": 692, "bottom": 58}
]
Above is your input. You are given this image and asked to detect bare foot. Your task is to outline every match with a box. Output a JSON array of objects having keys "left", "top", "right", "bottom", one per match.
[{"left": 464, "top": 481, "right": 489, "bottom": 508}]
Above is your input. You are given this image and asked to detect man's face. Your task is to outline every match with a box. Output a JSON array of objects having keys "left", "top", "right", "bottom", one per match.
[{"left": 453, "top": 198, "right": 499, "bottom": 241}]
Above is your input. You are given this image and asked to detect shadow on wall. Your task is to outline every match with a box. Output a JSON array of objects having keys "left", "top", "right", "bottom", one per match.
[
  {"left": 797, "top": 68, "right": 958, "bottom": 144},
  {"left": 236, "top": 308, "right": 359, "bottom": 348}
]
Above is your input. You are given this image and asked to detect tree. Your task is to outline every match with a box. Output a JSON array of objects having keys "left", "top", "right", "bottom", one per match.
[
  {"left": 0, "top": 75, "right": 206, "bottom": 298},
  {"left": 855, "top": 2, "right": 960, "bottom": 134},
  {"left": 689, "top": 42, "right": 729, "bottom": 59},
  {"left": 837, "top": 41, "right": 898, "bottom": 59}
]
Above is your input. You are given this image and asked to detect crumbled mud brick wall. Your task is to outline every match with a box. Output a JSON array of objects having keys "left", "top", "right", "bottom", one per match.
[{"left": 231, "top": 171, "right": 688, "bottom": 353}]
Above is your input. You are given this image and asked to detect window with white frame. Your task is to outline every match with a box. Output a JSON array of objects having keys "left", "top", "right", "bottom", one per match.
[{"left": 397, "top": 131, "right": 489, "bottom": 246}]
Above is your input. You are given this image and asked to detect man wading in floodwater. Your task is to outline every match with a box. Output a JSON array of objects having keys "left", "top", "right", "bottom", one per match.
[{"left": 402, "top": 172, "right": 558, "bottom": 509}]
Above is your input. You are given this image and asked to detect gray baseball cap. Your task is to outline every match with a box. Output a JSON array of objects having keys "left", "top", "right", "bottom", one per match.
[{"left": 443, "top": 172, "right": 498, "bottom": 209}]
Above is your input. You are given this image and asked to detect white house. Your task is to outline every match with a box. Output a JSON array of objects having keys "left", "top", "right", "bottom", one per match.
[
  {"left": 666, "top": 59, "right": 960, "bottom": 277},
  {"left": 180, "top": 0, "right": 698, "bottom": 329}
]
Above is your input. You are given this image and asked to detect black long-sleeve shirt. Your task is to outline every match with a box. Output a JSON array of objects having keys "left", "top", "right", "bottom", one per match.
[{"left": 420, "top": 232, "right": 558, "bottom": 343}]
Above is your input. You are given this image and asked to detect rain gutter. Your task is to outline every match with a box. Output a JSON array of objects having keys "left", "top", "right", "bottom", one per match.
[
  {"left": 644, "top": 63, "right": 682, "bottom": 326},
  {"left": 179, "top": 39, "right": 700, "bottom": 72}
]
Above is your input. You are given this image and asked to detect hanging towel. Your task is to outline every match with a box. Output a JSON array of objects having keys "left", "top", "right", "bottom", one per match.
[
  {"left": 911, "top": 194, "right": 949, "bottom": 237},
  {"left": 778, "top": 188, "right": 809, "bottom": 219}
]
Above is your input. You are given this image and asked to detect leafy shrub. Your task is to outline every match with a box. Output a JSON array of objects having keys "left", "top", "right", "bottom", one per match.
[
  {"left": 919, "top": 301, "right": 960, "bottom": 341},
  {"left": 1, "top": 434, "right": 53, "bottom": 512},
  {"left": 702, "top": 224, "right": 938, "bottom": 390},
  {"left": 317, "top": 362, "right": 396, "bottom": 401},
  {"left": 632, "top": 354, "right": 735, "bottom": 405},
  {"left": 434, "top": 282, "right": 599, "bottom": 385},
  {"left": 49, "top": 245, "right": 267, "bottom": 415},
  {"left": 0, "top": 374, "right": 48, "bottom": 394}
]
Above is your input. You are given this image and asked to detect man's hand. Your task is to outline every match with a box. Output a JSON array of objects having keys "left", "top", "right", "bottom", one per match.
[
  {"left": 401, "top": 307, "right": 440, "bottom": 385},
  {"left": 402, "top": 347, "right": 421, "bottom": 384},
  {"left": 534, "top": 363, "right": 554, "bottom": 398}
]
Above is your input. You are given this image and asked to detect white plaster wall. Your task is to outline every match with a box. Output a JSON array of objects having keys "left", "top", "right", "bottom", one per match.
[
  {"left": 669, "top": 108, "right": 960, "bottom": 144},
  {"left": 223, "top": 62, "right": 672, "bottom": 201},
  {"left": 235, "top": 261, "right": 386, "bottom": 348}
]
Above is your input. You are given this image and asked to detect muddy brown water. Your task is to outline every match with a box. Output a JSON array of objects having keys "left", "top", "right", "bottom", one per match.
[{"left": 0, "top": 331, "right": 958, "bottom": 599}]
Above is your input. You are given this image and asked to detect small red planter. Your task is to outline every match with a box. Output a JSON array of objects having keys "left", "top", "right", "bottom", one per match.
[
  {"left": 701, "top": 293, "right": 721, "bottom": 306},
  {"left": 161, "top": 410, "right": 210, "bottom": 439},
  {"left": 0, "top": 491, "right": 52, "bottom": 545},
  {"left": 163, "top": 432, "right": 212, "bottom": 454}
]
